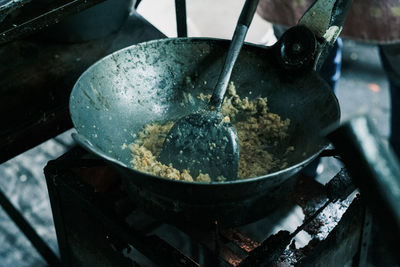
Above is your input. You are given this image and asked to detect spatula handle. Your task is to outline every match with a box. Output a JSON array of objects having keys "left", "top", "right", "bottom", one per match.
[
  {"left": 238, "top": 0, "right": 260, "bottom": 27},
  {"left": 209, "top": 0, "right": 259, "bottom": 110},
  {"left": 299, "top": 0, "right": 353, "bottom": 70}
]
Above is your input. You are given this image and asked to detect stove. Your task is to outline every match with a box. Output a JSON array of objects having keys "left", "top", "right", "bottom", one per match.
[
  {"left": 2, "top": 1, "right": 396, "bottom": 266},
  {"left": 44, "top": 146, "right": 364, "bottom": 266}
]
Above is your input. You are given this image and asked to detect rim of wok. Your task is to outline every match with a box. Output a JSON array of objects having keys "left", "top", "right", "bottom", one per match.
[{"left": 70, "top": 37, "right": 339, "bottom": 186}]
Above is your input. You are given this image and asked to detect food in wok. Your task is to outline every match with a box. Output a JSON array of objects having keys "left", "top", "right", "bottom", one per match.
[{"left": 129, "top": 82, "right": 294, "bottom": 182}]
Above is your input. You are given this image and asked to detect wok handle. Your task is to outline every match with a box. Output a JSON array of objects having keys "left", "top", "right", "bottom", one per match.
[
  {"left": 326, "top": 115, "right": 400, "bottom": 241},
  {"left": 275, "top": 0, "right": 352, "bottom": 71},
  {"left": 299, "top": 0, "right": 352, "bottom": 43},
  {"left": 209, "top": 0, "right": 259, "bottom": 110},
  {"left": 299, "top": 0, "right": 353, "bottom": 70}
]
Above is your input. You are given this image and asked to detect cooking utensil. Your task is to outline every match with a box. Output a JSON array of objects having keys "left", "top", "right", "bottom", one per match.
[
  {"left": 158, "top": 0, "right": 259, "bottom": 180},
  {"left": 70, "top": 0, "right": 352, "bottom": 226}
]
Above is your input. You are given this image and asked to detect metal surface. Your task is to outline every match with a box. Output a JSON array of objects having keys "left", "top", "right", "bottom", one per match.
[
  {"left": 240, "top": 201, "right": 331, "bottom": 266},
  {"left": 326, "top": 168, "right": 356, "bottom": 202},
  {"left": 0, "top": 0, "right": 108, "bottom": 46},
  {"left": 275, "top": 25, "right": 317, "bottom": 70},
  {"left": 299, "top": 0, "right": 352, "bottom": 42},
  {"left": 159, "top": 111, "right": 240, "bottom": 179},
  {"left": 0, "top": 0, "right": 32, "bottom": 23},
  {"left": 210, "top": 29, "right": 253, "bottom": 108},
  {"left": 70, "top": 36, "right": 340, "bottom": 226},
  {"left": 327, "top": 115, "right": 400, "bottom": 255},
  {"left": 296, "top": 197, "right": 363, "bottom": 267},
  {"left": 298, "top": 0, "right": 353, "bottom": 70},
  {"left": 356, "top": 208, "right": 373, "bottom": 267},
  {"left": 261, "top": 0, "right": 352, "bottom": 72},
  {"left": 159, "top": 0, "right": 259, "bottom": 180},
  {"left": 239, "top": 167, "right": 356, "bottom": 266},
  {"left": 44, "top": 146, "right": 361, "bottom": 266}
]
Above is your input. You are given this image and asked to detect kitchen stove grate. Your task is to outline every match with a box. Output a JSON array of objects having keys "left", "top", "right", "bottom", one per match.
[{"left": 44, "top": 146, "right": 363, "bottom": 266}]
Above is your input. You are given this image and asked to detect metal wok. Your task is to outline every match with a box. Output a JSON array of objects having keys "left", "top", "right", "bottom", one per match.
[{"left": 70, "top": 0, "right": 352, "bottom": 226}]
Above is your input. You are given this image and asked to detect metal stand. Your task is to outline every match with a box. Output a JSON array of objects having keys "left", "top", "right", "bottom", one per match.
[{"left": 0, "top": 188, "right": 60, "bottom": 266}]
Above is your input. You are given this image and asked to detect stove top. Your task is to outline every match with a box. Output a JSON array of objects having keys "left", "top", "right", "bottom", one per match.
[{"left": 44, "top": 146, "right": 363, "bottom": 266}]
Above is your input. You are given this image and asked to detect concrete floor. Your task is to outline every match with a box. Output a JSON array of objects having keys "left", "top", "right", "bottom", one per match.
[
  {"left": 0, "top": 130, "right": 75, "bottom": 267},
  {"left": 0, "top": 1, "right": 391, "bottom": 266}
]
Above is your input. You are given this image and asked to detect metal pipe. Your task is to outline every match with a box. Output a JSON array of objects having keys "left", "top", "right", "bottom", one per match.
[
  {"left": 175, "top": 0, "right": 187, "bottom": 37},
  {"left": 0, "top": 188, "right": 60, "bottom": 266}
]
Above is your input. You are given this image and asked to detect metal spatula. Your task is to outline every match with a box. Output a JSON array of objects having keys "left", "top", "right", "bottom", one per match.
[{"left": 159, "top": 0, "right": 259, "bottom": 181}]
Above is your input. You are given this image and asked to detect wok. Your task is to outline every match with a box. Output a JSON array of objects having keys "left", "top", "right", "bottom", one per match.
[{"left": 70, "top": 0, "right": 352, "bottom": 226}]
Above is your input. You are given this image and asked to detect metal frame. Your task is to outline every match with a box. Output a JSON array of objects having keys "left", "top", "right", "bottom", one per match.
[
  {"left": 0, "top": 188, "right": 60, "bottom": 266},
  {"left": 44, "top": 146, "right": 363, "bottom": 266}
]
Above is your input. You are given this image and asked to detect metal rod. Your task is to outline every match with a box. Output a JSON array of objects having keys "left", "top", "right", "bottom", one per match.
[
  {"left": 209, "top": 0, "right": 259, "bottom": 110},
  {"left": 0, "top": 188, "right": 60, "bottom": 266},
  {"left": 134, "top": 0, "right": 143, "bottom": 9},
  {"left": 174, "top": 0, "right": 187, "bottom": 37},
  {"left": 45, "top": 162, "right": 72, "bottom": 266}
]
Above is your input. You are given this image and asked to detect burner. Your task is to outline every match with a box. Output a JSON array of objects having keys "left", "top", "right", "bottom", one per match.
[{"left": 44, "top": 146, "right": 363, "bottom": 266}]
